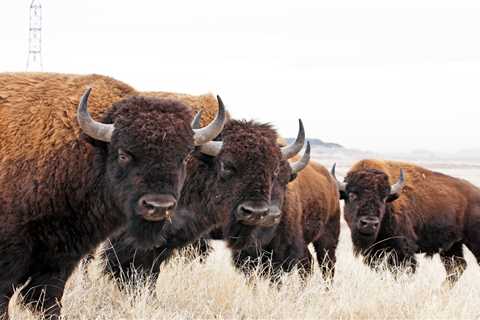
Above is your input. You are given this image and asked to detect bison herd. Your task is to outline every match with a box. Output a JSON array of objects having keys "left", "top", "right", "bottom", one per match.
[{"left": 0, "top": 72, "right": 479, "bottom": 319}]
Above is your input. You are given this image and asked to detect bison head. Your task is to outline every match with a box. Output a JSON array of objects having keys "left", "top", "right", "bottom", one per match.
[
  {"left": 332, "top": 165, "right": 405, "bottom": 251},
  {"left": 77, "top": 88, "right": 226, "bottom": 232},
  {"left": 192, "top": 118, "right": 310, "bottom": 249}
]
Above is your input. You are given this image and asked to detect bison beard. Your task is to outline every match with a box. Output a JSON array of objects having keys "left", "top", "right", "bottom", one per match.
[
  {"left": 125, "top": 218, "right": 169, "bottom": 249},
  {"left": 224, "top": 217, "right": 278, "bottom": 251}
]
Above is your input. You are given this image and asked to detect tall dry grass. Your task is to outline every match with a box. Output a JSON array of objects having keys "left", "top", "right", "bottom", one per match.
[{"left": 8, "top": 223, "right": 480, "bottom": 320}]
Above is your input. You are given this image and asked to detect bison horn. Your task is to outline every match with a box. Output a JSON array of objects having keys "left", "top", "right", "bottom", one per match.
[
  {"left": 198, "top": 141, "right": 223, "bottom": 157},
  {"left": 290, "top": 142, "right": 310, "bottom": 174},
  {"left": 191, "top": 109, "right": 224, "bottom": 156},
  {"left": 191, "top": 110, "right": 203, "bottom": 129},
  {"left": 390, "top": 169, "right": 405, "bottom": 195},
  {"left": 281, "top": 119, "right": 305, "bottom": 159},
  {"left": 77, "top": 88, "right": 114, "bottom": 142},
  {"left": 192, "top": 95, "right": 226, "bottom": 146},
  {"left": 331, "top": 163, "right": 347, "bottom": 192}
]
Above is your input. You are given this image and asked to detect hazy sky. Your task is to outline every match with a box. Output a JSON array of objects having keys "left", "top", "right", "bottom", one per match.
[{"left": 1, "top": 0, "right": 479, "bottom": 153}]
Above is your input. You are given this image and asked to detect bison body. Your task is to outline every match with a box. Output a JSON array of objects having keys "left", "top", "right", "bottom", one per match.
[
  {"left": 336, "top": 159, "right": 480, "bottom": 285},
  {"left": 0, "top": 73, "right": 224, "bottom": 318},
  {"left": 228, "top": 160, "right": 340, "bottom": 281}
]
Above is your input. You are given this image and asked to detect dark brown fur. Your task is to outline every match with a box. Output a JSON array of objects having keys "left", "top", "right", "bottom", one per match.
[
  {"left": 342, "top": 159, "right": 480, "bottom": 285},
  {"left": 229, "top": 161, "right": 340, "bottom": 282},
  {"left": 0, "top": 73, "right": 204, "bottom": 318}
]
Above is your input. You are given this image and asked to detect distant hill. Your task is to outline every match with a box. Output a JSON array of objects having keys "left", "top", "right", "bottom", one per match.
[
  {"left": 285, "top": 137, "right": 343, "bottom": 149},
  {"left": 285, "top": 138, "right": 480, "bottom": 163}
]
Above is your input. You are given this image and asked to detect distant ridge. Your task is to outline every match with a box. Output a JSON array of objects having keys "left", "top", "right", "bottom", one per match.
[
  {"left": 286, "top": 138, "right": 480, "bottom": 162},
  {"left": 285, "top": 137, "right": 343, "bottom": 149}
]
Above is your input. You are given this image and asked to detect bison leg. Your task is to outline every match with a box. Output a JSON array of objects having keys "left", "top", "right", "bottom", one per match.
[
  {"left": 19, "top": 262, "right": 77, "bottom": 319},
  {"left": 0, "top": 239, "right": 32, "bottom": 320},
  {"left": 103, "top": 240, "right": 173, "bottom": 290},
  {"left": 268, "top": 244, "right": 313, "bottom": 284},
  {"left": 0, "top": 276, "right": 25, "bottom": 320},
  {"left": 232, "top": 250, "right": 264, "bottom": 279},
  {"left": 440, "top": 242, "right": 467, "bottom": 287},
  {"left": 312, "top": 216, "right": 340, "bottom": 283},
  {"left": 387, "top": 251, "right": 417, "bottom": 277},
  {"left": 296, "top": 248, "right": 314, "bottom": 281}
]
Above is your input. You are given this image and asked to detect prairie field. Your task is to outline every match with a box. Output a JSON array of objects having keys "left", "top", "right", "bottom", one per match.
[{"left": 9, "top": 159, "right": 480, "bottom": 320}]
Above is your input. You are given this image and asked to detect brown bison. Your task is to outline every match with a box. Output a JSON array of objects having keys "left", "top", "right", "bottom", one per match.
[
  {"left": 228, "top": 157, "right": 341, "bottom": 282},
  {"left": 0, "top": 72, "right": 226, "bottom": 318},
  {"left": 101, "top": 119, "right": 313, "bottom": 284},
  {"left": 332, "top": 159, "right": 480, "bottom": 286}
]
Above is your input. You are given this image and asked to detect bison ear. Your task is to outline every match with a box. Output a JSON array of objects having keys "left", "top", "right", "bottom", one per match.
[
  {"left": 386, "top": 193, "right": 400, "bottom": 202},
  {"left": 339, "top": 190, "right": 347, "bottom": 200}
]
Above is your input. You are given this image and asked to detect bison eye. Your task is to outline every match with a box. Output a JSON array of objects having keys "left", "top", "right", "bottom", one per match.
[
  {"left": 348, "top": 192, "right": 357, "bottom": 202},
  {"left": 118, "top": 149, "right": 132, "bottom": 165},
  {"left": 220, "top": 162, "right": 236, "bottom": 178}
]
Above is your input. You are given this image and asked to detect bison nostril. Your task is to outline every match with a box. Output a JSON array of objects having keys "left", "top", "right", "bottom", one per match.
[
  {"left": 239, "top": 205, "right": 253, "bottom": 216},
  {"left": 237, "top": 203, "right": 270, "bottom": 219},
  {"left": 142, "top": 200, "right": 155, "bottom": 210},
  {"left": 144, "top": 201, "right": 175, "bottom": 211},
  {"left": 358, "top": 217, "right": 380, "bottom": 230},
  {"left": 138, "top": 194, "right": 177, "bottom": 217}
]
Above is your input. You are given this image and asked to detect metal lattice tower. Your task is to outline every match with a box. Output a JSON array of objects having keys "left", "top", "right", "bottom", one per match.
[{"left": 26, "top": 0, "right": 43, "bottom": 71}]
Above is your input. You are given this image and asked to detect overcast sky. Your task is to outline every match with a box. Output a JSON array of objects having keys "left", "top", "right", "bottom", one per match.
[{"left": 1, "top": 0, "right": 479, "bottom": 153}]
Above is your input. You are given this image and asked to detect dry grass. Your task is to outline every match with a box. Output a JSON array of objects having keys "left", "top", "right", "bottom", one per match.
[{"left": 8, "top": 224, "right": 480, "bottom": 320}]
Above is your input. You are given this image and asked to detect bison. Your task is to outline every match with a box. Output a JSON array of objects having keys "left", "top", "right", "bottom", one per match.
[
  {"left": 332, "top": 159, "right": 480, "bottom": 286},
  {"left": 227, "top": 157, "right": 341, "bottom": 282},
  {"left": 101, "top": 118, "right": 314, "bottom": 284},
  {"left": 0, "top": 72, "right": 226, "bottom": 318}
]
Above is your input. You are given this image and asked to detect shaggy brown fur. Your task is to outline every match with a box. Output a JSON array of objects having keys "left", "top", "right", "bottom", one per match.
[
  {"left": 103, "top": 121, "right": 340, "bottom": 285},
  {"left": 230, "top": 159, "right": 340, "bottom": 282},
  {"left": 341, "top": 159, "right": 480, "bottom": 286},
  {"left": 142, "top": 91, "right": 223, "bottom": 128},
  {"left": 0, "top": 72, "right": 214, "bottom": 318}
]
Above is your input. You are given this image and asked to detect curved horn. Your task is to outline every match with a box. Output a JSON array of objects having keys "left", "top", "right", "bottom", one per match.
[
  {"left": 331, "top": 163, "right": 346, "bottom": 192},
  {"left": 290, "top": 142, "right": 310, "bottom": 174},
  {"left": 281, "top": 119, "right": 305, "bottom": 159},
  {"left": 199, "top": 141, "right": 223, "bottom": 157},
  {"left": 192, "top": 95, "right": 226, "bottom": 146},
  {"left": 390, "top": 169, "right": 405, "bottom": 195},
  {"left": 77, "top": 88, "right": 114, "bottom": 142},
  {"left": 191, "top": 110, "right": 203, "bottom": 129},
  {"left": 191, "top": 109, "right": 223, "bottom": 156}
]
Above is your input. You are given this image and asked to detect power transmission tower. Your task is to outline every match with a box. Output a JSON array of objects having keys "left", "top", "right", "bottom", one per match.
[{"left": 26, "top": 0, "right": 43, "bottom": 71}]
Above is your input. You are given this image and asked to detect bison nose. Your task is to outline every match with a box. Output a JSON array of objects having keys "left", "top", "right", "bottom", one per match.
[
  {"left": 358, "top": 216, "right": 380, "bottom": 233},
  {"left": 264, "top": 207, "right": 282, "bottom": 226},
  {"left": 268, "top": 208, "right": 281, "bottom": 219},
  {"left": 137, "top": 194, "right": 176, "bottom": 221},
  {"left": 236, "top": 201, "right": 270, "bottom": 222}
]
